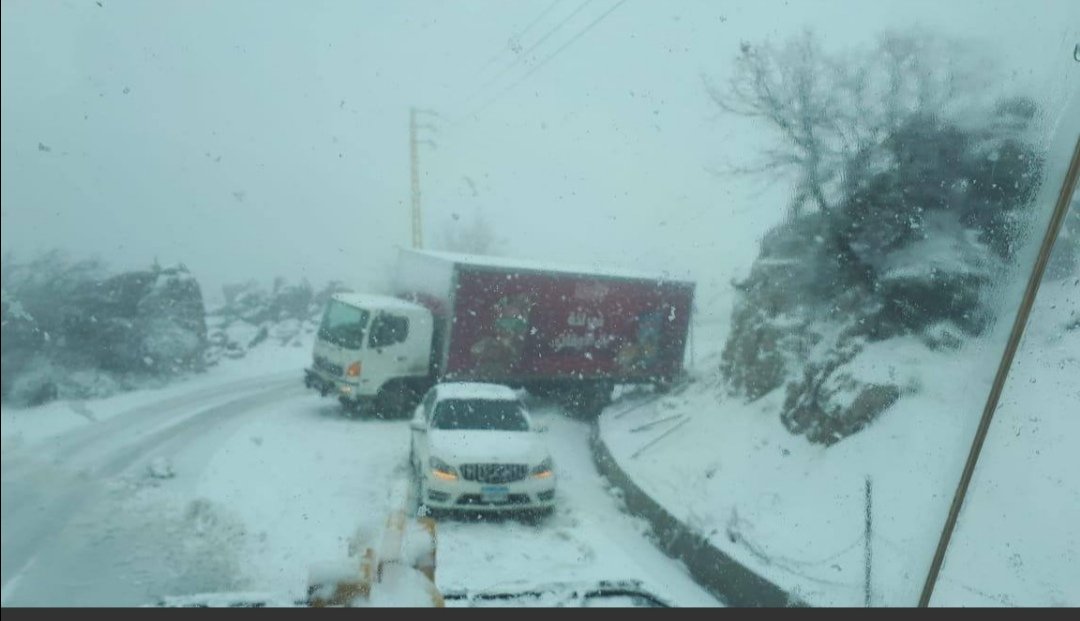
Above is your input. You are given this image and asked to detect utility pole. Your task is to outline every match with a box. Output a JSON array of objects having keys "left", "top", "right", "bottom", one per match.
[
  {"left": 864, "top": 476, "right": 873, "bottom": 607},
  {"left": 409, "top": 107, "right": 438, "bottom": 249},
  {"left": 919, "top": 136, "right": 1080, "bottom": 607}
]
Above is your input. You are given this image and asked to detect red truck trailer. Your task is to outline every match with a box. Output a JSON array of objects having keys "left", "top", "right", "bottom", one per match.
[{"left": 394, "top": 249, "right": 694, "bottom": 416}]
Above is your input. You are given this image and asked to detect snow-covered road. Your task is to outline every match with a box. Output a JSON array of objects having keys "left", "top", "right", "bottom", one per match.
[{"left": 1, "top": 373, "right": 719, "bottom": 606}]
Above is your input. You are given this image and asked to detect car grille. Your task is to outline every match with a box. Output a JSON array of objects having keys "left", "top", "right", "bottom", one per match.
[
  {"left": 313, "top": 355, "right": 344, "bottom": 377},
  {"left": 459, "top": 463, "right": 528, "bottom": 484},
  {"left": 456, "top": 494, "right": 531, "bottom": 506}
]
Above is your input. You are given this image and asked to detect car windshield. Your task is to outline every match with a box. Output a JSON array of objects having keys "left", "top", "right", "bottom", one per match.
[
  {"left": 2, "top": 0, "right": 1078, "bottom": 610},
  {"left": 317, "top": 301, "right": 370, "bottom": 349},
  {"left": 432, "top": 399, "right": 530, "bottom": 432}
]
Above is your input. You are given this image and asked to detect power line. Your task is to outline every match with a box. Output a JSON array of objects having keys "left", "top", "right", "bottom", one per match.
[
  {"left": 472, "top": 0, "right": 564, "bottom": 80},
  {"left": 462, "top": 0, "right": 627, "bottom": 122},
  {"left": 459, "top": 0, "right": 596, "bottom": 110}
]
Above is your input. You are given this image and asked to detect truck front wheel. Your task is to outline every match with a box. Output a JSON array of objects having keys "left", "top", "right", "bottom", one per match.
[
  {"left": 339, "top": 396, "right": 370, "bottom": 418},
  {"left": 374, "top": 380, "right": 422, "bottom": 419}
]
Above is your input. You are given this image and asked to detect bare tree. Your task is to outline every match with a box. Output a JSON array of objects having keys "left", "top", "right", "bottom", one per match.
[
  {"left": 706, "top": 31, "right": 843, "bottom": 215},
  {"left": 705, "top": 30, "right": 993, "bottom": 217}
]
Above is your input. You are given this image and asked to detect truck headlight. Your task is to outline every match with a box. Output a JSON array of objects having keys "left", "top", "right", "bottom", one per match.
[
  {"left": 531, "top": 457, "right": 554, "bottom": 479},
  {"left": 430, "top": 457, "right": 459, "bottom": 481}
]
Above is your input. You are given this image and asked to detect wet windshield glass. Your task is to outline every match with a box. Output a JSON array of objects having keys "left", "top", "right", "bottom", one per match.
[
  {"left": 1, "top": 0, "right": 1078, "bottom": 610},
  {"left": 318, "top": 302, "right": 369, "bottom": 349},
  {"left": 432, "top": 399, "right": 529, "bottom": 432}
]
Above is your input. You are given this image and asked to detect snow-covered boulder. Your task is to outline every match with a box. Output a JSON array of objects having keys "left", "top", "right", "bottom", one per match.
[
  {"left": 1, "top": 288, "right": 45, "bottom": 401},
  {"left": 1, "top": 260, "right": 208, "bottom": 406},
  {"left": 205, "top": 278, "right": 349, "bottom": 365},
  {"left": 720, "top": 111, "right": 1045, "bottom": 444}
]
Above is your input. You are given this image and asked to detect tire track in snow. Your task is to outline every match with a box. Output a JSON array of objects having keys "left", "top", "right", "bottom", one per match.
[
  {"left": 45, "top": 373, "right": 298, "bottom": 462},
  {"left": 93, "top": 382, "right": 302, "bottom": 478},
  {"left": 1, "top": 373, "right": 297, "bottom": 481},
  {"left": 0, "top": 381, "right": 301, "bottom": 596},
  {"left": 432, "top": 399, "right": 720, "bottom": 606}
]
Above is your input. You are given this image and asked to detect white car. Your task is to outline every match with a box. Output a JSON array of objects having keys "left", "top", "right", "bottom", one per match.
[{"left": 409, "top": 382, "right": 556, "bottom": 517}]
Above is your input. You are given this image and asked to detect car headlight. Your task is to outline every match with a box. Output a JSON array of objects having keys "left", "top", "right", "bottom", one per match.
[
  {"left": 531, "top": 457, "right": 554, "bottom": 479},
  {"left": 430, "top": 457, "right": 459, "bottom": 481}
]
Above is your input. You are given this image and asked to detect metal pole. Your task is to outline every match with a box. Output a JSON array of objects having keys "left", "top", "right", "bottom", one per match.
[
  {"left": 918, "top": 135, "right": 1080, "bottom": 606},
  {"left": 864, "top": 476, "right": 872, "bottom": 607},
  {"left": 689, "top": 315, "right": 696, "bottom": 368},
  {"left": 409, "top": 107, "right": 423, "bottom": 249}
]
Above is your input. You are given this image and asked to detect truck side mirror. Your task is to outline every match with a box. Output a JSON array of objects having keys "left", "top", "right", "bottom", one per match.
[
  {"left": 534, "top": 424, "right": 549, "bottom": 433},
  {"left": 410, "top": 420, "right": 426, "bottom": 432}
]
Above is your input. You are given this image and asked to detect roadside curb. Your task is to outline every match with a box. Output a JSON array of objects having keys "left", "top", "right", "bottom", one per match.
[{"left": 589, "top": 422, "right": 802, "bottom": 607}]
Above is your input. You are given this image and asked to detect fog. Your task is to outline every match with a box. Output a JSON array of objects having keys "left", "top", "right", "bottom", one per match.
[{"left": 2, "top": 0, "right": 1075, "bottom": 308}]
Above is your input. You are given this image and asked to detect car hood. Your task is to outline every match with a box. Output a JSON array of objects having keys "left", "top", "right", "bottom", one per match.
[{"left": 427, "top": 430, "right": 548, "bottom": 466}]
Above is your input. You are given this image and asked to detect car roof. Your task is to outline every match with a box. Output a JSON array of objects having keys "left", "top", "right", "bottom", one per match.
[{"left": 433, "top": 382, "right": 520, "bottom": 402}]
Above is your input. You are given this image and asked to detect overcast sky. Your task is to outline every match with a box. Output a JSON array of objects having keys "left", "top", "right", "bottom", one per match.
[{"left": 2, "top": 0, "right": 1078, "bottom": 306}]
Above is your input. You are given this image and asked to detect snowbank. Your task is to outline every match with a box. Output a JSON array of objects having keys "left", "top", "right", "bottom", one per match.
[{"left": 597, "top": 277, "right": 1078, "bottom": 606}]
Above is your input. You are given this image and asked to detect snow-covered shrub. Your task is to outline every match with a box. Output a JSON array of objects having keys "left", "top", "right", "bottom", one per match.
[
  {"left": 1, "top": 255, "right": 208, "bottom": 406},
  {"left": 205, "top": 277, "right": 349, "bottom": 364},
  {"left": 1, "top": 288, "right": 44, "bottom": 401},
  {"left": 715, "top": 34, "right": 1048, "bottom": 444}
]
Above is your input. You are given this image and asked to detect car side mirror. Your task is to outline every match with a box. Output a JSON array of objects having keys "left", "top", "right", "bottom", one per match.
[{"left": 410, "top": 420, "right": 426, "bottom": 432}]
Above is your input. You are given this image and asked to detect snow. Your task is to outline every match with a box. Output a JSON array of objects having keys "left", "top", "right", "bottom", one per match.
[
  {"left": 147, "top": 457, "right": 176, "bottom": 480},
  {"left": 597, "top": 278, "right": 1080, "bottom": 606},
  {"left": 0, "top": 288, "right": 33, "bottom": 324},
  {"left": 930, "top": 279, "right": 1080, "bottom": 606},
  {"left": 432, "top": 382, "right": 519, "bottom": 401},
  {"left": 400, "top": 247, "right": 694, "bottom": 284},
  {"left": 2, "top": 336, "right": 309, "bottom": 449},
  {"left": 433, "top": 398, "right": 718, "bottom": 606},
  {"left": 1, "top": 334, "right": 718, "bottom": 607},
  {"left": 332, "top": 292, "right": 428, "bottom": 314},
  {"left": 877, "top": 216, "right": 997, "bottom": 282},
  {"left": 363, "top": 565, "right": 440, "bottom": 607},
  {"left": 5, "top": 275, "right": 1071, "bottom": 607},
  {"left": 400, "top": 520, "right": 436, "bottom": 571}
]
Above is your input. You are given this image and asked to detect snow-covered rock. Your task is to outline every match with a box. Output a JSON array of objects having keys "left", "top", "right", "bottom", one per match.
[
  {"left": 204, "top": 278, "right": 349, "bottom": 366},
  {"left": 720, "top": 110, "right": 1046, "bottom": 444},
  {"left": 148, "top": 456, "right": 177, "bottom": 480},
  {"left": 1, "top": 260, "right": 208, "bottom": 406}
]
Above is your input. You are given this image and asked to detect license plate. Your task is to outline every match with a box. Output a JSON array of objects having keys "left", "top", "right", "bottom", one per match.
[{"left": 481, "top": 485, "right": 510, "bottom": 503}]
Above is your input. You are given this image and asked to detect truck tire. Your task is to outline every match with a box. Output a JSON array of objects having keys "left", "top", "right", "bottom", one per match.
[
  {"left": 339, "top": 397, "right": 367, "bottom": 418},
  {"left": 375, "top": 380, "right": 422, "bottom": 420},
  {"left": 564, "top": 382, "right": 613, "bottom": 420}
]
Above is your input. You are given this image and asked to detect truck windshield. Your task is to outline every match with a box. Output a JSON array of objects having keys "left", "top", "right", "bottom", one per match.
[
  {"left": 431, "top": 399, "right": 530, "bottom": 432},
  {"left": 317, "top": 301, "right": 370, "bottom": 350}
]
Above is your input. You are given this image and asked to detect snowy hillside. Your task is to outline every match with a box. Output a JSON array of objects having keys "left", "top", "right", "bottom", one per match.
[
  {"left": 203, "top": 277, "right": 349, "bottom": 366},
  {"left": 1, "top": 258, "right": 207, "bottom": 406},
  {"left": 599, "top": 267, "right": 1078, "bottom": 606},
  {"left": 595, "top": 71, "right": 1077, "bottom": 604},
  {"left": 0, "top": 257, "right": 349, "bottom": 408}
]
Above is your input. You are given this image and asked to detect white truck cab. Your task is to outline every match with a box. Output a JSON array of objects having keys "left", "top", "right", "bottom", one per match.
[{"left": 304, "top": 293, "right": 434, "bottom": 415}]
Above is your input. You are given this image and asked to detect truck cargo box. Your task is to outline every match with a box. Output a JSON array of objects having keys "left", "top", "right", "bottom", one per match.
[{"left": 394, "top": 249, "right": 694, "bottom": 386}]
